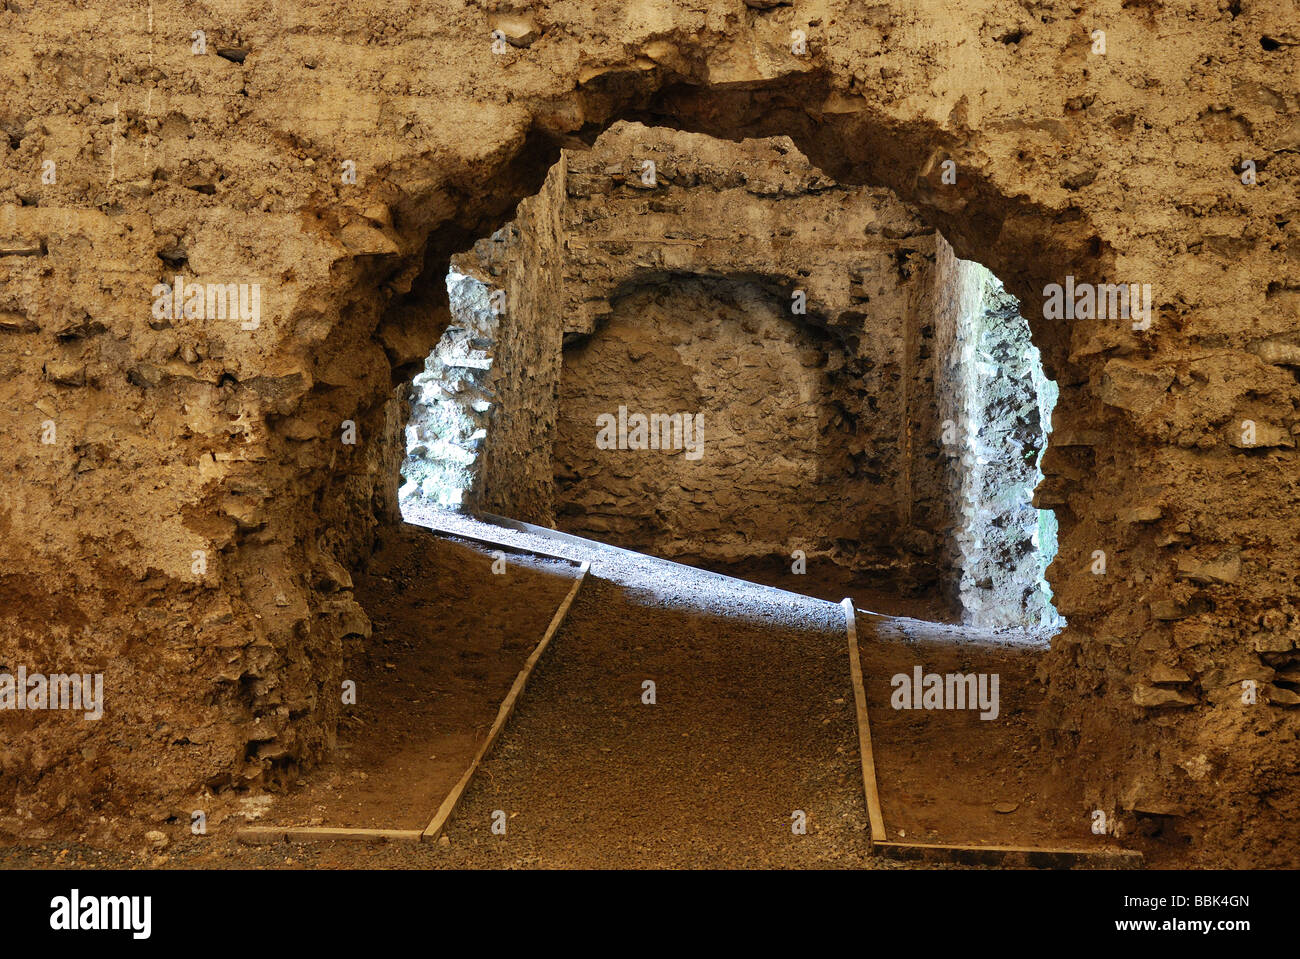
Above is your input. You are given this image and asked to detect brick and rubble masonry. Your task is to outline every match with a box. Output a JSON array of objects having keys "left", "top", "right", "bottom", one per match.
[{"left": 437, "top": 122, "right": 965, "bottom": 598}]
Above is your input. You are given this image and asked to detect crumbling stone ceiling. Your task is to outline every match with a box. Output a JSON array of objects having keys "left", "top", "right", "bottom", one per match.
[{"left": 2, "top": 0, "right": 1298, "bottom": 862}]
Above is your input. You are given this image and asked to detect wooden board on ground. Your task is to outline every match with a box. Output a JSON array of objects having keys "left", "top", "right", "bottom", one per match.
[
  {"left": 842, "top": 598, "right": 886, "bottom": 844},
  {"left": 236, "top": 826, "right": 423, "bottom": 844},
  {"left": 422, "top": 560, "right": 591, "bottom": 842},
  {"left": 875, "top": 840, "right": 1144, "bottom": 869}
]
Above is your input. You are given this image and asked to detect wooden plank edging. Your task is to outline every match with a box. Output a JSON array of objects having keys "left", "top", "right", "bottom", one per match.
[
  {"left": 235, "top": 826, "right": 423, "bottom": 844},
  {"left": 875, "top": 840, "right": 1144, "bottom": 869},
  {"left": 842, "top": 597, "right": 887, "bottom": 845},
  {"left": 421, "top": 560, "right": 591, "bottom": 842},
  {"left": 844, "top": 598, "right": 1145, "bottom": 868}
]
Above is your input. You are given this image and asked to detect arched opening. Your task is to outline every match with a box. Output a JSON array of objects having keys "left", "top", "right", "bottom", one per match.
[
  {"left": 395, "top": 125, "right": 1061, "bottom": 629},
  {"left": 356, "top": 126, "right": 1075, "bottom": 858},
  {"left": 232, "top": 96, "right": 1110, "bottom": 860},
  {"left": 17, "top": 4, "right": 1295, "bottom": 872}
]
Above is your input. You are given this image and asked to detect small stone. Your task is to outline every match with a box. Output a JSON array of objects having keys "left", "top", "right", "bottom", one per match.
[
  {"left": 1252, "top": 337, "right": 1300, "bottom": 367},
  {"left": 1138, "top": 632, "right": 1168, "bottom": 652},
  {"left": 1117, "top": 505, "right": 1162, "bottom": 523},
  {"left": 1096, "top": 360, "right": 1174, "bottom": 414},
  {"left": 1173, "top": 622, "right": 1214, "bottom": 648},
  {"left": 993, "top": 801, "right": 1019, "bottom": 814},
  {"left": 1150, "top": 663, "right": 1192, "bottom": 685},
  {"left": 1133, "top": 684, "right": 1197, "bottom": 708},
  {"left": 45, "top": 360, "right": 85, "bottom": 386},
  {"left": 1268, "top": 686, "right": 1300, "bottom": 706},
  {"left": 1151, "top": 600, "right": 1188, "bottom": 621},
  {"left": 491, "top": 14, "right": 540, "bottom": 47},
  {"left": 438, "top": 834, "right": 450, "bottom": 847},
  {"left": 1254, "top": 632, "right": 1294, "bottom": 653},
  {"left": 1228, "top": 421, "right": 1294, "bottom": 449},
  {"left": 145, "top": 830, "right": 169, "bottom": 849},
  {"left": 1176, "top": 552, "right": 1241, "bottom": 585}
]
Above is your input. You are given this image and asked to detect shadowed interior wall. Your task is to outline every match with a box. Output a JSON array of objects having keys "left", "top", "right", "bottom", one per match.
[
  {"left": 453, "top": 124, "right": 968, "bottom": 595},
  {"left": 471, "top": 154, "right": 569, "bottom": 525},
  {"left": 555, "top": 277, "right": 844, "bottom": 567}
]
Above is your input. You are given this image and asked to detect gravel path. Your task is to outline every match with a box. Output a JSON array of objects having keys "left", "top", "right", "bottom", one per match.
[
  {"left": 399, "top": 511, "right": 878, "bottom": 868},
  {"left": 403, "top": 505, "right": 833, "bottom": 618},
  {"left": 1, "top": 511, "right": 958, "bottom": 869}
]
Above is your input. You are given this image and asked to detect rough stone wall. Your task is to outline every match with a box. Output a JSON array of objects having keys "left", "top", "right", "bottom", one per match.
[
  {"left": 1, "top": 0, "right": 1297, "bottom": 862},
  {"left": 931, "top": 240, "right": 988, "bottom": 614},
  {"left": 399, "top": 269, "right": 497, "bottom": 510},
  {"left": 954, "top": 272, "right": 1060, "bottom": 629},
  {"left": 554, "top": 276, "right": 856, "bottom": 569},
  {"left": 932, "top": 252, "right": 1062, "bottom": 629},
  {"left": 479, "top": 122, "right": 960, "bottom": 592},
  {"left": 471, "top": 154, "right": 568, "bottom": 525}
]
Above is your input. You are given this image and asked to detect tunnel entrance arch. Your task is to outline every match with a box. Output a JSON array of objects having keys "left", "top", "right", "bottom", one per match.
[{"left": 397, "top": 124, "right": 1060, "bottom": 627}]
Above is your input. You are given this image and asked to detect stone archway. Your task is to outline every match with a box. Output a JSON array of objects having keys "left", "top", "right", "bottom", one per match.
[
  {"left": 412, "top": 122, "right": 1062, "bottom": 619},
  {"left": 5, "top": 0, "right": 1297, "bottom": 864}
]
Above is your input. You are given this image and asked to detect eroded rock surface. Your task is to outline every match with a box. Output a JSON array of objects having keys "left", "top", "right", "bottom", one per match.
[{"left": 1, "top": 0, "right": 1298, "bottom": 864}]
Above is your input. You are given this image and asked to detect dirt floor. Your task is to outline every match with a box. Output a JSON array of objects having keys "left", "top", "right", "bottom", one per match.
[
  {"left": 857, "top": 615, "right": 1085, "bottom": 850},
  {"left": 0, "top": 514, "right": 1137, "bottom": 869},
  {"left": 434, "top": 576, "right": 869, "bottom": 868},
  {"left": 243, "top": 525, "right": 580, "bottom": 832}
]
